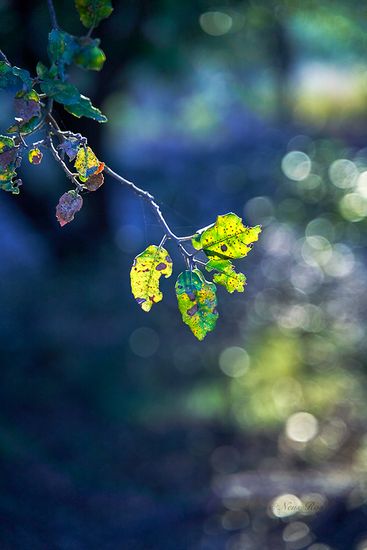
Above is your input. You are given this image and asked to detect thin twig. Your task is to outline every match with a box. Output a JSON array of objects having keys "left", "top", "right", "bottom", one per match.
[
  {"left": 47, "top": 0, "right": 59, "bottom": 29},
  {"left": 0, "top": 49, "right": 10, "bottom": 64},
  {"left": 47, "top": 132, "right": 82, "bottom": 191}
]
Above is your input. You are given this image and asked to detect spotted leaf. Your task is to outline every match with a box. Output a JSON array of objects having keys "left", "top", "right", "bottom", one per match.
[
  {"left": 74, "top": 145, "right": 104, "bottom": 181},
  {"left": 205, "top": 258, "right": 246, "bottom": 293},
  {"left": 130, "top": 245, "right": 173, "bottom": 312},
  {"left": 175, "top": 269, "right": 218, "bottom": 340},
  {"left": 192, "top": 213, "right": 261, "bottom": 260}
]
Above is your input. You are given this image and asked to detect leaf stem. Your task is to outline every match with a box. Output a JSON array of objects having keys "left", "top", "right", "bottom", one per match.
[
  {"left": 0, "top": 49, "right": 10, "bottom": 64},
  {"left": 47, "top": 132, "right": 83, "bottom": 191},
  {"left": 47, "top": 0, "right": 59, "bottom": 29}
]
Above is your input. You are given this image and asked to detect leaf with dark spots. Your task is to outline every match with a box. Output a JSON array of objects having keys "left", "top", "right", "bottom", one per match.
[
  {"left": 175, "top": 269, "right": 218, "bottom": 340},
  {"left": 130, "top": 245, "right": 173, "bottom": 312},
  {"left": 192, "top": 213, "right": 261, "bottom": 260},
  {"left": 187, "top": 304, "right": 198, "bottom": 317},
  {"left": 205, "top": 258, "right": 246, "bottom": 293}
]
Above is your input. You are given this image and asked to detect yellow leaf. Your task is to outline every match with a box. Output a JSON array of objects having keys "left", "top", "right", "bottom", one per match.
[
  {"left": 130, "top": 245, "right": 173, "bottom": 312},
  {"left": 74, "top": 145, "right": 103, "bottom": 180}
]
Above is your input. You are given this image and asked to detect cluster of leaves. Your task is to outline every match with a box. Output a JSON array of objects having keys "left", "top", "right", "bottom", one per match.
[
  {"left": 130, "top": 214, "right": 261, "bottom": 340},
  {"left": 0, "top": 0, "right": 112, "bottom": 194},
  {"left": 0, "top": 0, "right": 262, "bottom": 340}
]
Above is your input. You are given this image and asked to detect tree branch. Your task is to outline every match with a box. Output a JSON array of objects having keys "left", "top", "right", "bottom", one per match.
[
  {"left": 47, "top": 0, "right": 59, "bottom": 29},
  {"left": 45, "top": 113, "right": 193, "bottom": 259},
  {"left": 47, "top": 133, "right": 83, "bottom": 191}
]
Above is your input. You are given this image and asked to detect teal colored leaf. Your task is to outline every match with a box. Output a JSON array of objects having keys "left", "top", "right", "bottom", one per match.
[
  {"left": 48, "top": 29, "right": 79, "bottom": 78},
  {"left": 192, "top": 213, "right": 262, "bottom": 260},
  {"left": 176, "top": 269, "right": 218, "bottom": 340},
  {"left": 75, "top": 0, "right": 113, "bottom": 28},
  {"left": 0, "top": 61, "right": 32, "bottom": 92},
  {"left": 39, "top": 78, "right": 80, "bottom": 105},
  {"left": 205, "top": 258, "right": 246, "bottom": 293},
  {"left": 64, "top": 94, "right": 107, "bottom": 122}
]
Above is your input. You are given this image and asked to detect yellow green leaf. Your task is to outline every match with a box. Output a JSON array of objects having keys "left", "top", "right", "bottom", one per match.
[
  {"left": 74, "top": 145, "right": 104, "bottom": 180},
  {"left": 192, "top": 213, "right": 261, "bottom": 260},
  {"left": 206, "top": 258, "right": 246, "bottom": 293},
  {"left": 175, "top": 268, "right": 218, "bottom": 340},
  {"left": 75, "top": 0, "right": 113, "bottom": 28},
  {"left": 130, "top": 245, "right": 173, "bottom": 312}
]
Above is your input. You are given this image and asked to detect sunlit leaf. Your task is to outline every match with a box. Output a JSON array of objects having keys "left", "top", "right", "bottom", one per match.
[
  {"left": 205, "top": 258, "right": 246, "bottom": 293},
  {"left": 176, "top": 268, "right": 218, "bottom": 340},
  {"left": 74, "top": 145, "right": 103, "bottom": 181},
  {"left": 0, "top": 61, "right": 32, "bottom": 92},
  {"left": 14, "top": 89, "right": 41, "bottom": 123},
  {"left": 28, "top": 148, "right": 43, "bottom": 165},
  {"left": 75, "top": 0, "right": 113, "bottom": 28},
  {"left": 73, "top": 37, "right": 106, "bottom": 71},
  {"left": 56, "top": 190, "right": 83, "bottom": 226},
  {"left": 64, "top": 94, "right": 107, "bottom": 122},
  {"left": 130, "top": 245, "right": 173, "bottom": 312},
  {"left": 192, "top": 213, "right": 261, "bottom": 260}
]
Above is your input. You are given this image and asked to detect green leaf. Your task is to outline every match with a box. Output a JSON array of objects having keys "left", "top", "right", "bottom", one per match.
[
  {"left": 0, "top": 61, "right": 32, "bottom": 92},
  {"left": 73, "top": 38, "right": 106, "bottom": 71},
  {"left": 39, "top": 78, "right": 81, "bottom": 105},
  {"left": 64, "top": 94, "right": 107, "bottom": 122},
  {"left": 75, "top": 0, "right": 113, "bottom": 28},
  {"left": 7, "top": 115, "right": 41, "bottom": 136},
  {"left": 175, "top": 268, "right": 218, "bottom": 340},
  {"left": 130, "top": 245, "right": 173, "bottom": 312},
  {"left": 205, "top": 258, "right": 246, "bottom": 293},
  {"left": 192, "top": 213, "right": 261, "bottom": 260}
]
